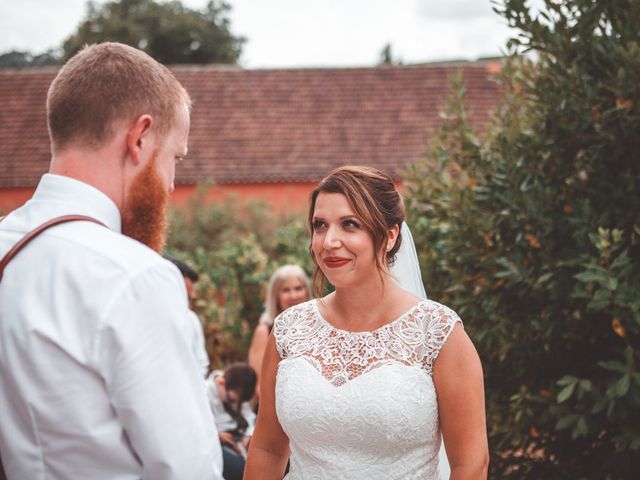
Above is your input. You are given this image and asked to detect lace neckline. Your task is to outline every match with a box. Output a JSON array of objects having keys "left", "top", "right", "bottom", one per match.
[{"left": 312, "top": 298, "right": 428, "bottom": 335}]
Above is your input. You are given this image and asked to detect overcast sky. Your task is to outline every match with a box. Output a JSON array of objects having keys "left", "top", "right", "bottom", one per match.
[{"left": 0, "top": 0, "right": 523, "bottom": 68}]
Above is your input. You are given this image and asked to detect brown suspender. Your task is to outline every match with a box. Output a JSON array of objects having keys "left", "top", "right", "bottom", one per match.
[{"left": 0, "top": 215, "right": 107, "bottom": 282}]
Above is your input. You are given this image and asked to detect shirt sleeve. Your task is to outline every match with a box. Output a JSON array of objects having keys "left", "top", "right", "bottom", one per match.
[
  {"left": 242, "top": 402, "right": 257, "bottom": 436},
  {"left": 186, "top": 310, "right": 210, "bottom": 378},
  {"left": 205, "top": 376, "right": 225, "bottom": 433},
  {"left": 95, "top": 263, "right": 223, "bottom": 480}
]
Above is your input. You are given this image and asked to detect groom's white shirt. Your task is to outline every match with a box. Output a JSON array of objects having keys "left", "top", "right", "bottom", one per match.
[{"left": 0, "top": 174, "right": 223, "bottom": 480}]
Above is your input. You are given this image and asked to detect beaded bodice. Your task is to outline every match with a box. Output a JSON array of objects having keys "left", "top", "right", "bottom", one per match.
[{"left": 273, "top": 299, "right": 462, "bottom": 479}]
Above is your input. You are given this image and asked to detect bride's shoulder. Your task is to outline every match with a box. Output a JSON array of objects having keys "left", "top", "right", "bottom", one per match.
[
  {"left": 274, "top": 299, "right": 317, "bottom": 326},
  {"left": 272, "top": 300, "right": 319, "bottom": 359},
  {"left": 414, "top": 299, "right": 463, "bottom": 331}
]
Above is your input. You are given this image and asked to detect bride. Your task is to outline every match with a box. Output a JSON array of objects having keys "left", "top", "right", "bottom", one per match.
[{"left": 245, "top": 166, "right": 488, "bottom": 479}]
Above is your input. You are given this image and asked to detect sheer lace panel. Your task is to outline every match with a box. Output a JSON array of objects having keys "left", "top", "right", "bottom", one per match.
[{"left": 274, "top": 299, "right": 461, "bottom": 387}]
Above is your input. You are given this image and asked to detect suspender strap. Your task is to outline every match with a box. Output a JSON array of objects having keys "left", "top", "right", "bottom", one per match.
[{"left": 0, "top": 215, "right": 106, "bottom": 282}]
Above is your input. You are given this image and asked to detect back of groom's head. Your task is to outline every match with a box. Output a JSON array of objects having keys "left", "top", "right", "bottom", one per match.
[{"left": 46, "top": 42, "right": 191, "bottom": 154}]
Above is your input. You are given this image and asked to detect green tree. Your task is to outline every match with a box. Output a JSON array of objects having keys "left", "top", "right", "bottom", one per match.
[
  {"left": 166, "top": 187, "right": 312, "bottom": 367},
  {"left": 405, "top": 0, "right": 640, "bottom": 477},
  {"left": 378, "top": 43, "right": 401, "bottom": 66},
  {"left": 0, "top": 49, "right": 61, "bottom": 68},
  {"left": 62, "top": 0, "right": 244, "bottom": 64}
]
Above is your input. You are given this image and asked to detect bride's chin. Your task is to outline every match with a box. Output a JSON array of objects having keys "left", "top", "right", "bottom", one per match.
[{"left": 324, "top": 277, "right": 355, "bottom": 291}]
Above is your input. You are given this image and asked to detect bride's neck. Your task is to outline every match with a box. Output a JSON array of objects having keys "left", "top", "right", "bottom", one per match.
[{"left": 328, "top": 275, "right": 402, "bottom": 326}]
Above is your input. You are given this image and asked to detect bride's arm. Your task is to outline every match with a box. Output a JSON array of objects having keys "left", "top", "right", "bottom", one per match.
[
  {"left": 247, "top": 323, "right": 270, "bottom": 399},
  {"left": 244, "top": 334, "right": 290, "bottom": 479},
  {"left": 434, "top": 324, "right": 489, "bottom": 479}
]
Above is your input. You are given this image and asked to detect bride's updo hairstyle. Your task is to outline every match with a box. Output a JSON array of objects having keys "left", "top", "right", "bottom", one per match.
[{"left": 308, "top": 165, "right": 405, "bottom": 295}]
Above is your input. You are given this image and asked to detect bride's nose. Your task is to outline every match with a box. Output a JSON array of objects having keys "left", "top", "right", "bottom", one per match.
[{"left": 323, "top": 225, "right": 342, "bottom": 249}]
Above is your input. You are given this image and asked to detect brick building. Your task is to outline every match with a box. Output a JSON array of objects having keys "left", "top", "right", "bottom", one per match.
[{"left": 0, "top": 61, "right": 502, "bottom": 214}]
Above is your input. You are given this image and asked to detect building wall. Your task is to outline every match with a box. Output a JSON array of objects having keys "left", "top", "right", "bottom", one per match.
[
  {"left": 170, "top": 182, "right": 317, "bottom": 214},
  {"left": 0, "top": 180, "right": 413, "bottom": 216},
  {"left": 0, "top": 187, "right": 33, "bottom": 213},
  {"left": 0, "top": 182, "right": 317, "bottom": 215}
]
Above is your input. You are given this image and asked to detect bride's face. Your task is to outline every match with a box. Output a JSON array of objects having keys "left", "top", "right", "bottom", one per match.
[{"left": 311, "top": 192, "right": 377, "bottom": 288}]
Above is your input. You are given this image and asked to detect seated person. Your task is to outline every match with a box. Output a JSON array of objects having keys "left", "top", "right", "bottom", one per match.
[{"left": 207, "top": 363, "right": 257, "bottom": 480}]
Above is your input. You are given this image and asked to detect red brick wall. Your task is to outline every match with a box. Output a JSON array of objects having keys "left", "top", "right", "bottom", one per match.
[
  {"left": 1, "top": 181, "right": 407, "bottom": 216},
  {"left": 171, "top": 182, "right": 316, "bottom": 215},
  {"left": 0, "top": 187, "right": 33, "bottom": 213},
  {"left": 0, "top": 183, "right": 317, "bottom": 215}
]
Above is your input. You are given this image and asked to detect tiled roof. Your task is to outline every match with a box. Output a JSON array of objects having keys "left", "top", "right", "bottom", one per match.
[{"left": 0, "top": 62, "right": 501, "bottom": 188}]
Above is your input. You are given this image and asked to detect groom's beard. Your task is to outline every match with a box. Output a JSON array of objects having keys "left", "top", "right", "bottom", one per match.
[{"left": 121, "top": 153, "right": 170, "bottom": 253}]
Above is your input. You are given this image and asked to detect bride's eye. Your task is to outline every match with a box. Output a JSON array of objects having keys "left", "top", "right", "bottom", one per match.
[
  {"left": 343, "top": 219, "right": 360, "bottom": 229},
  {"left": 312, "top": 220, "right": 327, "bottom": 231}
]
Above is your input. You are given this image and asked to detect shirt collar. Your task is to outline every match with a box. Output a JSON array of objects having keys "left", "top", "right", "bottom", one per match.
[{"left": 31, "top": 174, "right": 122, "bottom": 233}]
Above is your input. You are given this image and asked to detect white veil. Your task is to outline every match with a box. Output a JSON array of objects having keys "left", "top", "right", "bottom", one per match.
[
  {"left": 390, "top": 221, "right": 450, "bottom": 479},
  {"left": 391, "top": 221, "right": 427, "bottom": 298}
]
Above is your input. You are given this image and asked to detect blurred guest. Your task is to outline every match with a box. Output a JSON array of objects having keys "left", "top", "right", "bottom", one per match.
[
  {"left": 247, "top": 265, "right": 310, "bottom": 397},
  {"left": 207, "top": 363, "right": 257, "bottom": 480},
  {"left": 166, "top": 256, "right": 209, "bottom": 377}
]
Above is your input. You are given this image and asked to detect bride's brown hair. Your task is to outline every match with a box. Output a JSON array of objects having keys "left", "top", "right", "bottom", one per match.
[{"left": 308, "top": 165, "right": 405, "bottom": 297}]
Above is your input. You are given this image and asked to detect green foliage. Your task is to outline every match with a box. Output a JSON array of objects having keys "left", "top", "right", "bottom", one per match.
[
  {"left": 62, "top": 0, "right": 244, "bottom": 64},
  {"left": 404, "top": 1, "right": 640, "bottom": 477},
  {"left": 378, "top": 43, "right": 402, "bottom": 66},
  {"left": 0, "top": 50, "right": 61, "bottom": 68},
  {"left": 166, "top": 187, "right": 312, "bottom": 368}
]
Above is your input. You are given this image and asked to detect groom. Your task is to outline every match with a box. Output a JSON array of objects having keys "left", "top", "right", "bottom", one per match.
[{"left": 0, "top": 43, "right": 222, "bottom": 479}]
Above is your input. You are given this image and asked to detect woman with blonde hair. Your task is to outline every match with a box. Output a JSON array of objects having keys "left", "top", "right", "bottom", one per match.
[
  {"left": 245, "top": 166, "right": 488, "bottom": 479},
  {"left": 247, "top": 264, "right": 310, "bottom": 396}
]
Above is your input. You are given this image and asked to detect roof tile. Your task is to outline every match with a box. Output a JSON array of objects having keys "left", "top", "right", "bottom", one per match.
[{"left": 0, "top": 62, "right": 501, "bottom": 187}]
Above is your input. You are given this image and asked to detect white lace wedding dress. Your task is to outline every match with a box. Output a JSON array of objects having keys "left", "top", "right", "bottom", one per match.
[{"left": 274, "top": 298, "right": 461, "bottom": 479}]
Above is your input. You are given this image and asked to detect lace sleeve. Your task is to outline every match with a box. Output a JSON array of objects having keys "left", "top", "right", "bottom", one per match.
[
  {"left": 272, "top": 300, "right": 321, "bottom": 361},
  {"left": 423, "top": 302, "right": 463, "bottom": 374},
  {"left": 272, "top": 310, "right": 289, "bottom": 359}
]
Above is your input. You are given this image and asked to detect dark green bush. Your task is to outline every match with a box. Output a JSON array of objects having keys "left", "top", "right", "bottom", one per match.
[
  {"left": 166, "top": 185, "right": 311, "bottom": 367},
  {"left": 404, "top": 1, "right": 640, "bottom": 477}
]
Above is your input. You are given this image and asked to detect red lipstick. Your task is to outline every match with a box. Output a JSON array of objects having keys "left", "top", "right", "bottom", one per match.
[{"left": 323, "top": 256, "right": 350, "bottom": 268}]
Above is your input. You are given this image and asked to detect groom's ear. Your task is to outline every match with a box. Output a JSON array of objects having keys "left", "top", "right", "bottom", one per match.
[{"left": 125, "top": 114, "right": 154, "bottom": 167}]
